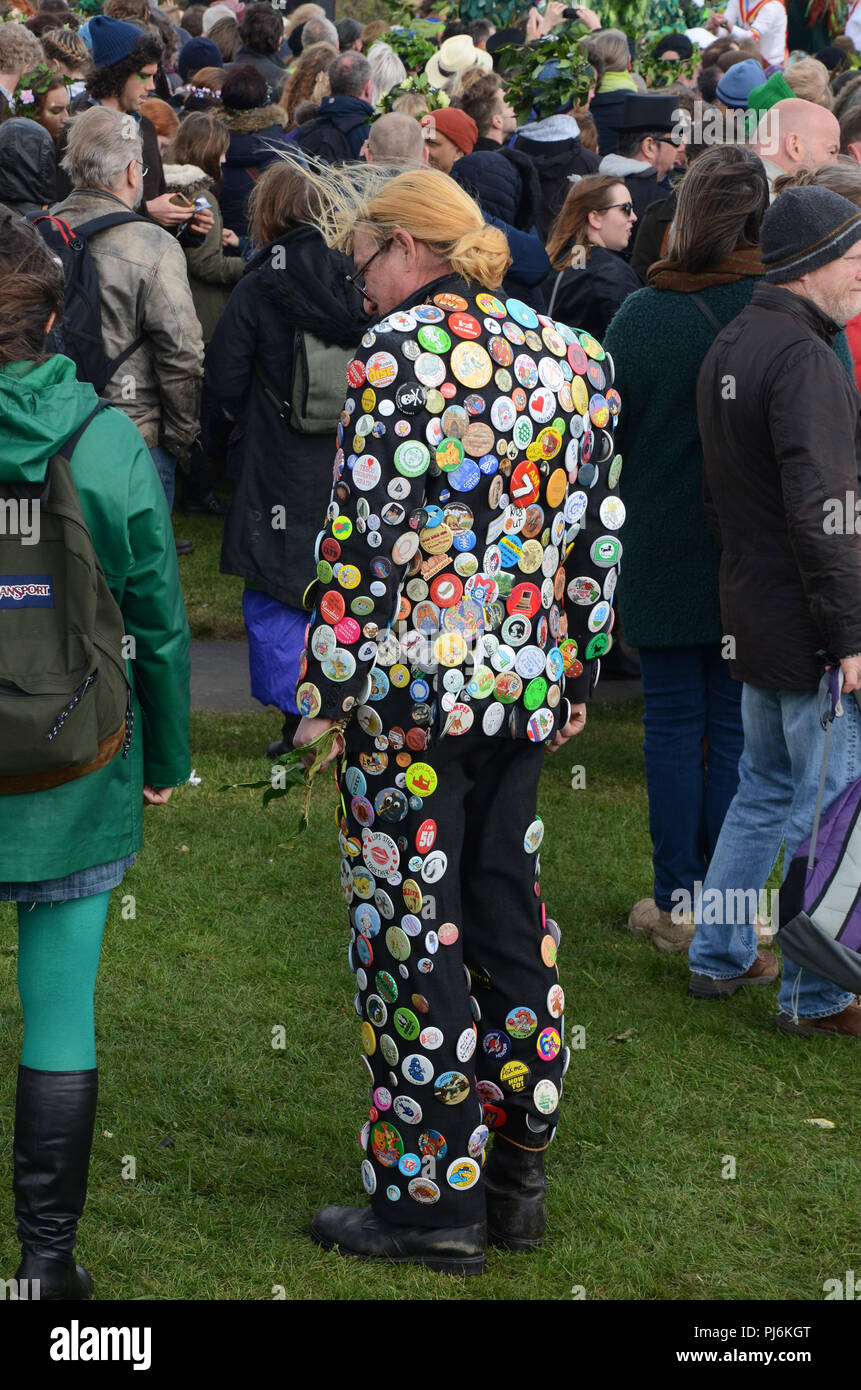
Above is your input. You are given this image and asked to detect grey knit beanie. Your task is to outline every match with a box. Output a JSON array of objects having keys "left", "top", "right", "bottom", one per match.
[{"left": 762, "top": 186, "right": 861, "bottom": 284}]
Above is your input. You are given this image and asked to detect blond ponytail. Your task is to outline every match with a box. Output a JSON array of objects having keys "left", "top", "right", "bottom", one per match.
[
  {"left": 449, "top": 222, "right": 511, "bottom": 289},
  {"left": 293, "top": 159, "right": 511, "bottom": 289}
]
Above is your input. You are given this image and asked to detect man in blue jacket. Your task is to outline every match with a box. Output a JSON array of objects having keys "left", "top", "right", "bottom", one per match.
[{"left": 294, "top": 51, "right": 375, "bottom": 164}]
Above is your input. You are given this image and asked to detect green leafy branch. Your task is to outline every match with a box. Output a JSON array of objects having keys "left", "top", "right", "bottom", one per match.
[
  {"left": 221, "top": 723, "right": 345, "bottom": 850},
  {"left": 493, "top": 33, "right": 595, "bottom": 125},
  {"left": 385, "top": 26, "right": 439, "bottom": 73}
]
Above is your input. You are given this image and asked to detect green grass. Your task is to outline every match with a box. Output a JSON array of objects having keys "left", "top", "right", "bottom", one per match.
[
  {"left": 173, "top": 514, "right": 244, "bottom": 640},
  {"left": 0, "top": 703, "right": 858, "bottom": 1301}
]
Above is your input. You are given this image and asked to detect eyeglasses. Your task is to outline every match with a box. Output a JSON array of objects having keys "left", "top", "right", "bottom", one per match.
[
  {"left": 345, "top": 239, "right": 391, "bottom": 297},
  {"left": 134, "top": 159, "right": 148, "bottom": 178},
  {"left": 656, "top": 135, "right": 683, "bottom": 147},
  {"left": 600, "top": 201, "right": 634, "bottom": 216}
]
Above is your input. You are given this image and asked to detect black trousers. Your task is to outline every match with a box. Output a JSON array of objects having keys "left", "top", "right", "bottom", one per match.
[{"left": 337, "top": 713, "right": 567, "bottom": 1229}]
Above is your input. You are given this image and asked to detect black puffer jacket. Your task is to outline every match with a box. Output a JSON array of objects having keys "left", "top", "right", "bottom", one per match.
[
  {"left": 209, "top": 224, "right": 368, "bottom": 609},
  {"left": 0, "top": 118, "right": 55, "bottom": 215},
  {"left": 450, "top": 146, "right": 542, "bottom": 232},
  {"left": 697, "top": 282, "right": 861, "bottom": 690}
]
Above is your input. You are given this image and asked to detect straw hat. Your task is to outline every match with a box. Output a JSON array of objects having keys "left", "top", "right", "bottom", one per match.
[{"left": 425, "top": 35, "right": 492, "bottom": 90}]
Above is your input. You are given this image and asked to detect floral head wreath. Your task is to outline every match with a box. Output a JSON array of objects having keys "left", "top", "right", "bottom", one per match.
[
  {"left": 188, "top": 86, "right": 222, "bottom": 100},
  {"left": 12, "top": 62, "right": 73, "bottom": 118}
]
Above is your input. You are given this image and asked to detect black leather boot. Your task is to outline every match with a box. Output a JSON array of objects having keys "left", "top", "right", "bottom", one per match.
[
  {"left": 12, "top": 1066, "right": 98, "bottom": 1300},
  {"left": 310, "top": 1206, "right": 487, "bottom": 1276},
  {"left": 484, "top": 1136, "right": 547, "bottom": 1250}
]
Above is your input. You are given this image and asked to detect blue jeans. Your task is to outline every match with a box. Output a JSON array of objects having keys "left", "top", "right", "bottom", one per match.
[
  {"left": 638, "top": 645, "right": 744, "bottom": 912},
  {"left": 149, "top": 445, "right": 176, "bottom": 512},
  {"left": 689, "top": 682, "right": 858, "bottom": 1019}
]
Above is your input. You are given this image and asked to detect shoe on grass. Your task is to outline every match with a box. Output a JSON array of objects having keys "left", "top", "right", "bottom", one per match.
[
  {"left": 628, "top": 898, "right": 694, "bottom": 953},
  {"left": 688, "top": 950, "right": 779, "bottom": 1000},
  {"left": 775, "top": 1001, "right": 861, "bottom": 1039},
  {"left": 309, "top": 1206, "right": 486, "bottom": 1276}
]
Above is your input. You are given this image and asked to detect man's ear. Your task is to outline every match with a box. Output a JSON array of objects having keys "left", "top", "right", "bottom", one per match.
[{"left": 390, "top": 227, "right": 416, "bottom": 262}]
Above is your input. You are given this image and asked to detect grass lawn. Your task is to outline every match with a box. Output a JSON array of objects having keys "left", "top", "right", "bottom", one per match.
[
  {"left": 0, "top": 703, "right": 858, "bottom": 1302},
  {"left": 173, "top": 514, "right": 244, "bottom": 641}
]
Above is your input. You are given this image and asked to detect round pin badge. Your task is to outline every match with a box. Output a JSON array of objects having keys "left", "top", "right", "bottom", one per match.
[
  {"left": 394, "top": 440, "right": 430, "bottom": 479},
  {"left": 360, "top": 1158, "right": 377, "bottom": 1194},
  {"left": 547, "top": 983, "right": 565, "bottom": 1019},
  {"left": 450, "top": 340, "right": 493, "bottom": 389},
  {"left": 500, "top": 1060, "right": 531, "bottom": 1093},
  {"left": 401, "top": 1052, "right": 434, "bottom": 1085},
  {"left": 468, "top": 1124, "right": 490, "bottom": 1158},
  {"left": 447, "top": 1157, "right": 480, "bottom": 1190},
  {"left": 433, "top": 1070, "right": 470, "bottom": 1105},
  {"left": 414, "top": 352, "right": 445, "bottom": 388},
  {"left": 482, "top": 702, "right": 505, "bottom": 736},
  {"left": 506, "top": 297, "right": 540, "bottom": 329},
  {"left": 506, "top": 1005, "right": 538, "bottom": 1039},
  {"left": 533, "top": 1078, "right": 559, "bottom": 1114},
  {"left": 393, "top": 1094, "right": 422, "bottom": 1125},
  {"left": 537, "top": 1027, "right": 561, "bottom": 1061},
  {"left": 407, "top": 1177, "right": 440, "bottom": 1204},
  {"left": 366, "top": 351, "right": 398, "bottom": 388},
  {"left": 296, "top": 681, "right": 322, "bottom": 717}
]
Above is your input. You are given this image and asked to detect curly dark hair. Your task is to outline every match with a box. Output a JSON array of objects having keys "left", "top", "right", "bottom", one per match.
[
  {"left": 0, "top": 204, "right": 65, "bottom": 366},
  {"left": 238, "top": 2, "right": 283, "bottom": 57},
  {"left": 86, "top": 35, "right": 162, "bottom": 101}
]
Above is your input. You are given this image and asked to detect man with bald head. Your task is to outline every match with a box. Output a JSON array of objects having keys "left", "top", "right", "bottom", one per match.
[
  {"left": 361, "top": 112, "right": 428, "bottom": 168},
  {"left": 753, "top": 98, "right": 840, "bottom": 197}
]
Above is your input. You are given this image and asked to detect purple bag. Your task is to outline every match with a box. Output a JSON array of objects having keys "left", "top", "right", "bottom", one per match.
[{"left": 777, "top": 668, "right": 861, "bottom": 994}]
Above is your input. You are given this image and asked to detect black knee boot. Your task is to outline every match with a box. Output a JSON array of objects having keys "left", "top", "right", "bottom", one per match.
[
  {"left": 13, "top": 1066, "right": 98, "bottom": 1300},
  {"left": 484, "top": 1135, "right": 547, "bottom": 1251}
]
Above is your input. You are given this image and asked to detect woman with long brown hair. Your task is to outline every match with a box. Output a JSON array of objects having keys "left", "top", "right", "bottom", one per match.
[
  {"left": 207, "top": 159, "right": 368, "bottom": 757},
  {"left": 164, "top": 110, "right": 244, "bottom": 343},
  {"left": 544, "top": 171, "right": 641, "bottom": 339},
  {"left": 279, "top": 39, "right": 336, "bottom": 129},
  {"left": 602, "top": 146, "right": 769, "bottom": 954}
]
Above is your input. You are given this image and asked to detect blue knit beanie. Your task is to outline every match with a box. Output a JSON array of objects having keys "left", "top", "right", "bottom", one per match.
[
  {"left": 762, "top": 187, "right": 861, "bottom": 284},
  {"left": 715, "top": 59, "right": 766, "bottom": 109},
  {"left": 177, "top": 36, "right": 222, "bottom": 83},
  {"left": 89, "top": 15, "right": 144, "bottom": 68}
]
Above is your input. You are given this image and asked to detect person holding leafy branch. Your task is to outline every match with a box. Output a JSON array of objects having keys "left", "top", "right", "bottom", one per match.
[{"left": 293, "top": 164, "right": 624, "bottom": 1275}]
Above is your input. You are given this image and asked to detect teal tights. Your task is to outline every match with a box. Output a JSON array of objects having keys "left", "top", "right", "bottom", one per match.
[{"left": 16, "top": 892, "right": 109, "bottom": 1071}]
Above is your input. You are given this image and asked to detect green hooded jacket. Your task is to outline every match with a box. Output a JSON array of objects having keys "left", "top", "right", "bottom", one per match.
[{"left": 0, "top": 354, "right": 191, "bottom": 882}]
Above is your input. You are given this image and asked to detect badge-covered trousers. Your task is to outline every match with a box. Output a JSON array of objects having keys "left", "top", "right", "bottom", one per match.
[{"left": 337, "top": 722, "right": 566, "bottom": 1229}]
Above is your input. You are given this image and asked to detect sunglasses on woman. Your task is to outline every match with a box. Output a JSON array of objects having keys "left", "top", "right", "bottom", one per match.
[{"left": 601, "top": 201, "right": 635, "bottom": 216}]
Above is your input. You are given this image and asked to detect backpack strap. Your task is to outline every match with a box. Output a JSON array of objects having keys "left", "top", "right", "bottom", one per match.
[
  {"left": 73, "top": 211, "right": 151, "bottom": 238},
  {"left": 547, "top": 270, "right": 565, "bottom": 319},
  {"left": 688, "top": 292, "right": 724, "bottom": 336},
  {"left": 54, "top": 398, "right": 110, "bottom": 464},
  {"left": 42, "top": 400, "right": 110, "bottom": 503},
  {"left": 253, "top": 358, "right": 291, "bottom": 419}
]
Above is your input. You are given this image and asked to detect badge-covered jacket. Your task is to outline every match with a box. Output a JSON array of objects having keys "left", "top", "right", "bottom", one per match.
[{"left": 299, "top": 274, "right": 625, "bottom": 746}]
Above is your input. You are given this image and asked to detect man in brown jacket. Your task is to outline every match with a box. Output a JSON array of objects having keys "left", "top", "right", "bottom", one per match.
[{"left": 51, "top": 105, "right": 204, "bottom": 520}]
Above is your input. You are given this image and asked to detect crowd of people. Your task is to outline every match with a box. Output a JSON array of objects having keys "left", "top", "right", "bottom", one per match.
[{"left": 3, "top": 0, "right": 861, "bottom": 1292}]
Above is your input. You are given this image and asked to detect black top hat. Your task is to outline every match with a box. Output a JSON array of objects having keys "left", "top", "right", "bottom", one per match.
[{"left": 611, "top": 93, "right": 683, "bottom": 134}]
